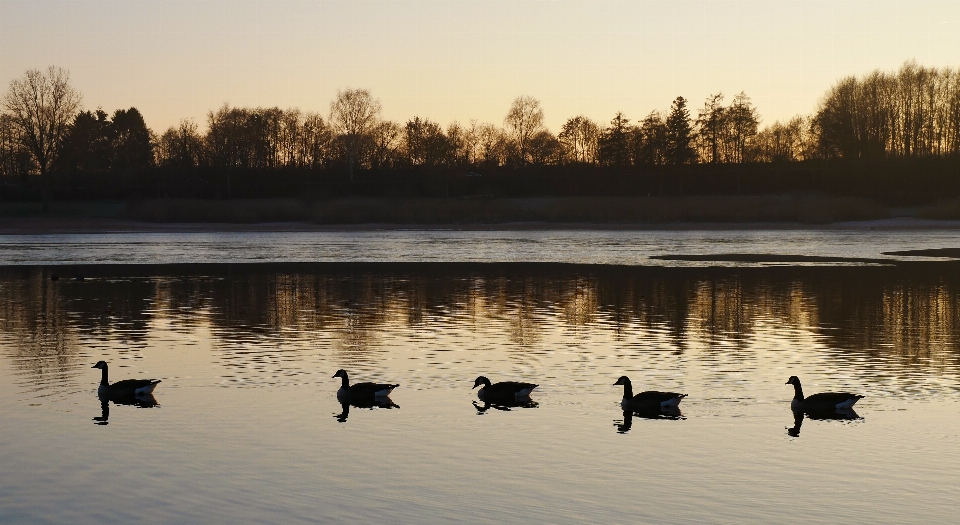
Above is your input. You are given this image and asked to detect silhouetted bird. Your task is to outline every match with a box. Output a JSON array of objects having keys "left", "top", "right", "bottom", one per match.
[
  {"left": 614, "top": 376, "right": 686, "bottom": 410},
  {"left": 92, "top": 360, "right": 161, "bottom": 397},
  {"left": 332, "top": 369, "right": 398, "bottom": 401},
  {"left": 472, "top": 376, "right": 538, "bottom": 402},
  {"left": 786, "top": 376, "right": 863, "bottom": 411}
]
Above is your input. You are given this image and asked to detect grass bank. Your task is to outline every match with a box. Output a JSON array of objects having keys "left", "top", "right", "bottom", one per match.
[{"left": 116, "top": 195, "right": 888, "bottom": 224}]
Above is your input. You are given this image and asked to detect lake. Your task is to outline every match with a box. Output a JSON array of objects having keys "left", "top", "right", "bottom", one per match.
[{"left": 2, "top": 230, "right": 960, "bottom": 524}]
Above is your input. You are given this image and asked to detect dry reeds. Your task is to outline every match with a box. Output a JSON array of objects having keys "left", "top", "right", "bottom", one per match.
[
  {"left": 919, "top": 198, "right": 960, "bottom": 220},
  {"left": 117, "top": 195, "right": 888, "bottom": 224},
  {"left": 123, "top": 198, "right": 311, "bottom": 223},
  {"left": 307, "top": 195, "right": 886, "bottom": 225}
]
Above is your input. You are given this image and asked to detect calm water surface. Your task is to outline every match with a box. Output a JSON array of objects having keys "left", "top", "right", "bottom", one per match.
[
  {"left": 1, "top": 228, "right": 960, "bottom": 265},
  {"left": 3, "top": 234, "right": 960, "bottom": 523}
]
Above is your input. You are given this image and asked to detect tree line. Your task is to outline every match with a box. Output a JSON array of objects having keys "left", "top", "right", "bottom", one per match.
[{"left": 2, "top": 61, "right": 960, "bottom": 186}]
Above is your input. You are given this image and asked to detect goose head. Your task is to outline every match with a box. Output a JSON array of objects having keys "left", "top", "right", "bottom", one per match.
[
  {"left": 92, "top": 361, "right": 107, "bottom": 370},
  {"left": 473, "top": 376, "right": 491, "bottom": 389},
  {"left": 614, "top": 376, "right": 631, "bottom": 386},
  {"left": 332, "top": 369, "right": 347, "bottom": 379},
  {"left": 785, "top": 375, "right": 800, "bottom": 386}
]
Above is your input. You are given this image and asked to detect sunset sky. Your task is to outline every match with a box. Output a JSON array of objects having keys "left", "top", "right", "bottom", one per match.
[{"left": 2, "top": 0, "right": 959, "bottom": 133}]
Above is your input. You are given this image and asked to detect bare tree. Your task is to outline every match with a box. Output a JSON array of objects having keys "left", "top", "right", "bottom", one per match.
[
  {"left": 3, "top": 66, "right": 82, "bottom": 209},
  {"left": 504, "top": 96, "right": 545, "bottom": 164},
  {"left": 329, "top": 88, "right": 382, "bottom": 180},
  {"left": 695, "top": 93, "right": 726, "bottom": 163},
  {"left": 558, "top": 115, "right": 600, "bottom": 164}
]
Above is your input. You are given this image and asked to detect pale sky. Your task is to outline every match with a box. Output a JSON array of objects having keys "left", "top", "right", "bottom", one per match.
[{"left": 2, "top": 0, "right": 959, "bottom": 133}]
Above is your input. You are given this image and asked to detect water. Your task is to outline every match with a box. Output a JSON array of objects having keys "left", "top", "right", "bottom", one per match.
[
  {"left": 1, "top": 228, "right": 960, "bottom": 265},
  {"left": 2, "top": 231, "right": 960, "bottom": 524}
]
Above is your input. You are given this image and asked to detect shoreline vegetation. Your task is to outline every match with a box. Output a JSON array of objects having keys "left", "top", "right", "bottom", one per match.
[
  {"left": 3, "top": 195, "right": 960, "bottom": 233},
  {"left": 4, "top": 62, "right": 960, "bottom": 215}
]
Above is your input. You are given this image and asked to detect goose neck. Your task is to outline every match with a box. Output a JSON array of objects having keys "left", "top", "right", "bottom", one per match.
[
  {"left": 621, "top": 380, "right": 633, "bottom": 400},
  {"left": 100, "top": 366, "right": 109, "bottom": 386},
  {"left": 339, "top": 373, "right": 350, "bottom": 389},
  {"left": 791, "top": 381, "right": 804, "bottom": 401}
]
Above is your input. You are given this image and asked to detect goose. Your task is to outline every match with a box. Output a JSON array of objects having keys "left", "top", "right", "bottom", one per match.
[
  {"left": 472, "top": 376, "right": 538, "bottom": 401},
  {"left": 786, "top": 376, "right": 863, "bottom": 410},
  {"left": 92, "top": 361, "right": 161, "bottom": 396},
  {"left": 614, "top": 376, "right": 686, "bottom": 410},
  {"left": 332, "top": 369, "right": 398, "bottom": 400}
]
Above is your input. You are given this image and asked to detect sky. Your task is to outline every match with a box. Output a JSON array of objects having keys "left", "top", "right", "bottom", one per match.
[{"left": 1, "top": 0, "right": 959, "bottom": 133}]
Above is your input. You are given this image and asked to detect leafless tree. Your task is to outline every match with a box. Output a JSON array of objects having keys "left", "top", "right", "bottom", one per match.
[
  {"left": 504, "top": 96, "right": 545, "bottom": 164},
  {"left": 558, "top": 115, "right": 600, "bottom": 164},
  {"left": 329, "top": 88, "right": 382, "bottom": 180},
  {"left": 2, "top": 66, "right": 82, "bottom": 208}
]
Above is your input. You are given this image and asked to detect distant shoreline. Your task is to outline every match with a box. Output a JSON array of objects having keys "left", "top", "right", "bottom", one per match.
[{"left": 3, "top": 216, "right": 960, "bottom": 235}]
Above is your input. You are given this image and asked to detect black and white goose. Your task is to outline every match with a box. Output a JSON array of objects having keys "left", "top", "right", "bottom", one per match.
[
  {"left": 786, "top": 376, "right": 863, "bottom": 410},
  {"left": 332, "top": 369, "right": 398, "bottom": 400},
  {"left": 614, "top": 376, "right": 686, "bottom": 410},
  {"left": 92, "top": 361, "right": 161, "bottom": 397},
  {"left": 472, "top": 376, "right": 538, "bottom": 401}
]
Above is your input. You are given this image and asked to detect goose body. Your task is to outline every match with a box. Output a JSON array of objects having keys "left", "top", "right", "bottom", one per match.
[
  {"left": 92, "top": 361, "right": 161, "bottom": 396},
  {"left": 786, "top": 376, "right": 863, "bottom": 410},
  {"left": 614, "top": 376, "right": 686, "bottom": 410},
  {"left": 472, "top": 376, "right": 538, "bottom": 401},
  {"left": 333, "top": 369, "right": 398, "bottom": 400}
]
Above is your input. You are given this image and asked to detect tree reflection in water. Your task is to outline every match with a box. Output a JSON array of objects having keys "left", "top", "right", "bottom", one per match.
[{"left": 1, "top": 263, "right": 960, "bottom": 395}]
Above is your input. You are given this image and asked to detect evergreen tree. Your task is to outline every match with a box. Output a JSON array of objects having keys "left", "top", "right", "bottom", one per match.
[
  {"left": 665, "top": 96, "right": 696, "bottom": 165},
  {"left": 58, "top": 109, "right": 111, "bottom": 174},
  {"left": 110, "top": 107, "right": 154, "bottom": 171},
  {"left": 598, "top": 112, "right": 632, "bottom": 166}
]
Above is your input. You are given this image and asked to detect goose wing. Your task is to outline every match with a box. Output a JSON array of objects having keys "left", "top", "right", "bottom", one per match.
[
  {"left": 804, "top": 392, "right": 863, "bottom": 408},
  {"left": 108, "top": 378, "right": 161, "bottom": 395},
  {"left": 630, "top": 390, "right": 686, "bottom": 406},
  {"left": 488, "top": 381, "right": 538, "bottom": 396},
  {"left": 348, "top": 381, "right": 399, "bottom": 397}
]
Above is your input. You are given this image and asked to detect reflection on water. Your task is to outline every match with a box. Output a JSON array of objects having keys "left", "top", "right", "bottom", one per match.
[
  {"left": 93, "top": 393, "right": 159, "bottom": 425},
  {"left": 335, "top": 398, "right": 399, "bottom": 423},
  {"left": 616, "top": 407, "right": 685, "bottom": 434},
  {"left": 472, "top": 399, "right": 539, "bottom": 414},
  {"left": 787, "top": 407, "right": 862, "bottom": 437},
  {"left": 4, "top": 262, "right": 960, "bottom": 524},
  {"left": 3, "top": 263, "right": 960, "bottom": 395}
]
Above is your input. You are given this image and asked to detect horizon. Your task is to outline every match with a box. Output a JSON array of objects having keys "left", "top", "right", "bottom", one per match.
[{"left": 2, "top": 0, "right": 959, "bottom": 133}]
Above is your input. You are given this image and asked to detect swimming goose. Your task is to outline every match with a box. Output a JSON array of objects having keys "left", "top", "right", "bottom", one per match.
[
  {"left": 786, "top": 376, "right": 863, "bottom": 410},
  {"left": 332, "top": 369, "right": 398, "bottom": 400},
  {"left": 614, "top": 376, "right": 686, "bottom": 410},
  {"left": 92, "top": 361, "right": 161, "bottom": 396},
  {"left": 472, "top": 376, "right": 538, "bottom": 401}
]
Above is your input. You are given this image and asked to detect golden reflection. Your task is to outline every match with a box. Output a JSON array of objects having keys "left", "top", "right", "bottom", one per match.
[{"left": 3, "top": 265, "right": 960, "bottom": 387}]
